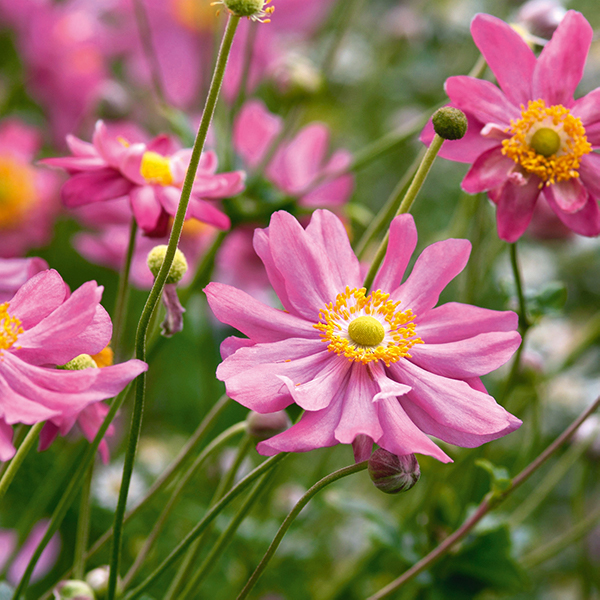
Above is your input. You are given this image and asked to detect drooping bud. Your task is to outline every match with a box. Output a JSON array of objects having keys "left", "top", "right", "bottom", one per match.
[
  {"left": 57, "top": 354, "right": 98, "bottom": 370},
  {"left": 160, "top": 284, "right": 186, "bottom": 338},
  {"left": 147, "top": 245, "right": 188, "bottom": 284},
  {"left": 53, "top": 580, "right": 95, "bottom": 600},
  {"left": 368, "top": 449, "right": 420, "bottom": 494},
  {"left": 246, "top": 410, "right": 291, "bottom": 441},
  {"left": 85, "top": 566, "right": 118, "bottom": 600},
  {"left": 432, "top": 107, "right": 468, "bottom": 141}
]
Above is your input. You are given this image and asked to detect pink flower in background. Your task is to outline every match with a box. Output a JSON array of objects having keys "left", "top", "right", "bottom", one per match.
[
  {"left": 0, "top": 257, "right": 49, "bottom": 303},
  {"left": 0, "top": 269, "right": 147, "bottom": 461},
  {"left": 234, "top": 100, "right": 354, "bottom": 208},
  {"left": 0, "top": 119, "right": 60, "bottom": 258},
  {"left": 43, "top": 121, "right": 245, "bottom": 235},
  {"left": 206, "top": 210, "right": 521, "bottom": 462},
  {"left": 421, "top": 11, "right": 600, "bottom": 241}
]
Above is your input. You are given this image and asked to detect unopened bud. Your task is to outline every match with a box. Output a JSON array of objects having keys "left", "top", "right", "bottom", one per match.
[
  {"left": 57, "top": 354, "right": 98, "bottom": 370},
  {"left": 517, "top": 0, "right": 566, "bottom": 39},
  {"left": 147, "top": 245, "right": 188, "bottom": 284},
  {"left": 432, "top": 107, "right": 468, "bottom": 141},
  {"left": 85, "top": 566, "right": 113, "bottom": 600},
  {"left": 368, "top": 449, "right": 420, "bottom": 494},
  {"left": 246, "top": 410, "right": 291, "bottom": 441},
  {"left": 223, "top": 0, "right": 274, "bottom": 20},
  {"left": 53, "top": 580, "right": 95, "bottom": 600}
]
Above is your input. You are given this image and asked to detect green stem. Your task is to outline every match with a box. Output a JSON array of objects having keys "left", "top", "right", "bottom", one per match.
[
  {"left": 510, "top": 242, "right": 530, "bottom": 336},
  {"left": 366, "top": 394, "right": 600, "bottom": 600},
  {"left": 236, "top": 460, "right": 368, "bottom": 600},
  {"left": 362, "top": 133, "right": 444, "bottom": 291},
  {"left": 0, "top": 422, "right": 44, "bottom": 504},
  {"left": 113, "top": 219, "right": 138, "bottom": 359},
  {"left": 123, "top": 453, "right": 288, "bottom": 600},
  {"left": 122, "top": 422, "right": 247, "bottom": 588},
  {"left": 106, "top": 15, "right": 241, "bottom": 600},
  {"left": 73, "top": 463, "right": 94, "bottom": 580}
]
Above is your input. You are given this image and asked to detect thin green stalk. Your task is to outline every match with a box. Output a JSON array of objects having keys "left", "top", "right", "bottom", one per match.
[
  {"left": 122, "top": 422, "right": 247, "bottom": 587},
  {"left": 113, "top": 218, "right": 138, "bottom": 359},
  {"left": 73, "top": 463, "right": 94, "bottom": 579},
  {"left": 123, "top": 453, "right": 288, "bottom": 600},
  {"left": 236, "top": 460, "right": 368, "bottom": 600},
  {"left": 12, "top": 387, "right": 130, "bottom": 600},
  {"left": 366, "top": 394, "right": 600, "bottom": 600},
  {"left": 0, "top": 422, "right": 44, "bottom": 504},
  {"left": 362, "top": 133, "right": 444, "bottom": 291},
  {"left": 107, "top": 15, "right": 241, "bottom": 600}
]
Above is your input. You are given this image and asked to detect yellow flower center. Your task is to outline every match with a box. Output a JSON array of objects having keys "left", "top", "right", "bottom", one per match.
[
  {"left": 140, "top": 151, "right": 173, "bottom": 186},
  {"left": 314, "top": 287, "right": 422, "bottom": 367},
  {"left": 501, "top": 99, "right": 592, "bottom": 186},
  {"left": 91, "top": 345, "right": 114, "bottom": 368},
  {"left": 172, "top": 0, "right": 216, "bottom": 32},
  {"left": 0, "top": 303, "right": 23, "bottom": 353},
  {"left": 0, "top": 156, "right": 37, "bottom": 229}
]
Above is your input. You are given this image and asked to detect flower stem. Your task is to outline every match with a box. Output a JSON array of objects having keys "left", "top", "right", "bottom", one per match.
[
  {"left": 362, "top": 133, "right": 444, "bottom": 291},
  {"left": 236, "top": 460, "right": 369, "bottom": 600},
  {"left": 366, "top": 394, "right": 600, "bottom": 600},
  {"left": 122, "top": 453, "right": 288, "bottom": 600},
  {"left": 113, "top": 218, "right": 138, "bottom": 359},
  {"left": 510, "top": 242, "right": 530, "bottom": 336},
  {"left": 106, "top": 15, "right": 241, "bottom": 600},
  {"left": 0, "top": 422, "right": 44, "bottom": 504},
  {"left": 73, "top": 462, "right": 94, "bottom": 580}
]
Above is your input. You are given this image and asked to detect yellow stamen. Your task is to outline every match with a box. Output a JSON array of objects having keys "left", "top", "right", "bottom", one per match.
[
  {"left": 0, "top": 303, "right": 23, "bottom": 354},
  {"left": 501, "top": 99, "right": 592, "bottom": 186},
  {"left": 314, "top": 287, "right": 422, "bottom": 367},
  {"left": 0, "top": 156, "right": 38, "bottom": 229},
  {"left": 91, "top": 345, "right": 114, "bottom": 368},
  {"left": 140, "top": 151, "right": 173, "bottom": 186}
]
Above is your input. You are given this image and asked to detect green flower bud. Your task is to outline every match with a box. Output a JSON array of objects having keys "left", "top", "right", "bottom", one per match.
[
  {"left": 57, "top": 354, "right": 98, "bottom": 370},
  {"left": 53, "top": 580, "right": 95, "bottom": 600},
  {"left": 85, "top": 566, "right": 118, "bottom": 600},
  {"left": 432, "top": 107, "right": 468, "bottom": 141},
  {"left": 368, "top": 449, "right": 420, "bottom": 494},
  {"left": 223, "top": 0, "right": 274, "bottom": 20},
  {"left": 246, "top": 410, "right": 291, "bottom": 441},
  {"left": 147, "top": 245, "right": 188, "bottom": 284}
]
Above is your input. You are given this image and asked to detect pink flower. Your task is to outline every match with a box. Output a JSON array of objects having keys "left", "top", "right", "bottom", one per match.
[
  {"left": 0, "top": 257, "right": 49, "bottom": 303},
  {"left": 42, "top": 121, "right": 245, "bottom": 235},
  {"left": 0, "top": 119, "right": 61, "bottom": 258},
  {"left": 0, "top": 269, "right": 147, "bottom": 461},
  {"left": 421, "top": 11, "right": 600, "bottom": 241},
  {"left": 234, "top": 100, "right": 354, "bottom": 208},
  {"left": 205, "top": 210, "right": 522, "bottom": 462}
]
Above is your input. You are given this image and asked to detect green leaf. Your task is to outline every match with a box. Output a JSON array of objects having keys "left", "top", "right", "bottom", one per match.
[{"left": 475, "top": 459, "right": 512, "bottom": 494}]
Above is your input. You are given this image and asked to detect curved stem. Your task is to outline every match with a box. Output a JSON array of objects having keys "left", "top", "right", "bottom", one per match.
[
  {"left": 236, "top": 460, "right": 368, "bottom": 600},
  {"left": 510, "top": 242, "right": 530, "bottom": 336},
  {"left": 123, "top": 453, "right": 288, "bottom": 600},
  {"left": 366, "top": 394, "right": 600, "bottom": 600},
  {"left": 0, "top": 422, "right": 44, "bottom": 504},
  {"left": 73, "top": 462, "right": 94, "bottom": 580},
  {"left": 362, "top": 133, "right": 444, "bottom": 291},
  {"left": 106, "top": 15, "right": 241, "bottom": 600}
]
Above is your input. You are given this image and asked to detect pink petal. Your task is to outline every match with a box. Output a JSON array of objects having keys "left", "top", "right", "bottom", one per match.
[
  {"left": 371, "top": 363, "right": 412, "bottom": 401},
  {"left": 470, "top": 13, "right": 536, "bottom": 105},
  {"left": 462, "top": 146, "right": 515, "bottom": 194},
  {"left": 0, "top": 258, "right": 48, "bottom": 304},
  {"left": 0, "top": 372, "right": 60, "bottom": 424},
  {"left": 415, "top": 302, "right": 518, "bottom": 344},
  {"left": 445, "top": 76, "right": 519, "bottom": 126},
  {"left": 61, "top": 169, "right": 134, "bottom": 207},
  {"left": 495, "top": 177, "right": 541, "bottom": 242},
  {"left": 147, "top": 134, "right": 178, "bottom": 156},
  {"left": 186, "top": 197, "right": 231, "bottom": 230},
  {"left": 66, "top": 134, "right": 98, "bottom": 157},
  {"left": 0, "top": 418, "right": 15, "bottom": 461},
  {"left": 571, "top": 87, "right": 600, "bottom": 130},
  {"left": 39, "top": 421, "right": 60, "bottom": 453},
  {"left": 532, "top": 11, "right": 593, "bottom": 106},
  {"left": 352, "top": 434, "right": 373, "bottom": 462},
  {"left": 130, "top": 185, "right": 163, "bottom": 233},
  {"left": 543, "top": 187, "right": 600, "bottom": 236},
  {"left": 577, "top": 153, "right": 600, "bottom": 199},
  {"left": 300, "top": 150, "right": 354, "bottom": 207},
  {"left": 41, "top": 155, "right": 107, "bottom": 172},
  {"left": 408, "top": 331, "right": 521, "bottom": 378},
  {"left": 192, "top": 171, "right": 246, "bottom": 199},
  {"left": 220, "top": 336, "right": 254, "bottom": 360},
  {"left": 118, "top": 143, "right": 147, "bottom": 185},
  {"left": 77, "top": 402, "right": 114, "bottom": 464},
  {"left": 373, "top": 214, "right": 418, "bottom": 293},
  {"left": 204, "top": 282, "right": 316, "bottom": 342},
  {"left": 92, "top": 120, "right": 128, "bottom": 168},
  {"left": 547, "top": 179, "right": 588, "bottom": 213},
  {"left": 0, "top": 529, "right": 17, "bottom": 570},
  {"left": 394, "top": 238, "right": 471, "bottom": 315}
]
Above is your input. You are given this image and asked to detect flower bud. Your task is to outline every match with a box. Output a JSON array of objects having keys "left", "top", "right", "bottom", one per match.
[
  {"left": 368, "top": 449, "right": 420, "bottom": 494},
  {"left": 57, "top": 354, "right": 98, "bottom": 370},
  {"left": 432, "top": 107, "right": 468, "bottom": 141},
  {"left": 53, "top": 580, "right": 95, "bottom": 600},
  {"left": 246, "top": 410, "right": 291, "bottom": 441},
  {"left": 222, "top": 0, "right": 274, "bottom": 21},
  {"left": 517, "top": 0, "right": 566, "bottom": 39},
  {"left": 85, "top": 566, "right": 118, "bottom": 600},
  {"left": 147, "top": 245, "right": 188, "bottom": 284}
]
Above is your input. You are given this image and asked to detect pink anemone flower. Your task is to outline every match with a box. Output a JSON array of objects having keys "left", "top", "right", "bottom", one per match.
[
  {"left": 205, "top": 210, "right": 522, "bottom": 462},
  {"left": 42, "top": 120, "right": 245, "bottom": 236},
  {"left": 0, "top": 269, "right": 147, "bottom": 461},
  {"left": 421, "top": 11, "right": 600, "bottom": 241},
  {"left": 0, "top": 257, "right": 49, "bottom": 303}
]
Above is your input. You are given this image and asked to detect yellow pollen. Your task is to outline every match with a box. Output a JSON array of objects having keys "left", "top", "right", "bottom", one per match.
[
  {"left": 0, "top": 303, "right": 23, "bottom": 353},
  {"left": 314, "top": 287, "right": 422, "bottom": 367},
  {"left": 0, "top": 156, "right": 38, "bottom": 229},
  {"left": 91, "top": 345, "right": 114, "bottom": 368},
  {"left": 140, "top": 151, "right": 173, "bottom": 186},
  {"left": 501, "top": 99, "right": 592, "bottom": 186}
]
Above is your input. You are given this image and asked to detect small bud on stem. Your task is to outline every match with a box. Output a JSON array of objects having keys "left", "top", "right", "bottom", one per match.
[
  {"left": 368, "top": 448, "right": 420, "bottom": 494},
  {"left": 432, "top": 107, "right": 468, "bottom": 140}
]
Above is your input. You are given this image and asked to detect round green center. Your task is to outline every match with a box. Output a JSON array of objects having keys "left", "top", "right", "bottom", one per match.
[
  {"left": 530, "top": 127, "right": 561, "bottom": 157},
  {"left": 347, "top": 316, "right": 385, "bottom": 347}
]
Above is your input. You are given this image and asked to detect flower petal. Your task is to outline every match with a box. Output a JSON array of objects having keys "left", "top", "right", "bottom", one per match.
[
  {"left": 495, "top": 177, "right": 541, "bottom": 242},
  {"left": 130, "top": 186, "right": 163, "bottom": 233},
  {"left": 547, "top": 179, "right": 588, "bottom": 214},
  {"left": 578, "top": 153, "right": 600, "bottom": 199},
  {"left": 571, "top": 87, "right": 600, "bottom": 130},
  {"left": 462, "top": 146, "right": 515, "bottom": 194},
  {"left": 543, "top": 187, "right": 600, "bottom": 236},
  {"left": 0, "top": 418, "right": 15, "bottom": 461},
  {"left": 61, "top": 169, "right": 133, "bottom": 207}
]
